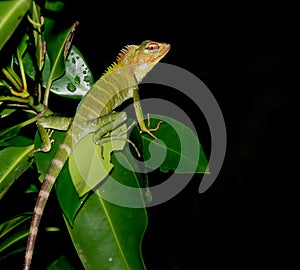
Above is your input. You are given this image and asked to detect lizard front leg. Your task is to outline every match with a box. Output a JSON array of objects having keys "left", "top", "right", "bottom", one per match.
[{"left": 132, "top": 87, "right": 163, "bottom": 139}]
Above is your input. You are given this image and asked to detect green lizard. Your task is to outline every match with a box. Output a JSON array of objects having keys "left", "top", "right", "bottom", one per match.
[{"left": 23, "top": 40, "right": 170, "bottom": 270}]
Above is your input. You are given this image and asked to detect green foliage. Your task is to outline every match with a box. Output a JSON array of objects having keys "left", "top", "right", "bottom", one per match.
[
  {"left": 139, "top": 115, "right": 209, "bottom": 173},
  {"left": 0, "top": 0, "right": 32, "bottom": 51},
  {"left": 0, "top": 214, "right": 31, "bottom": 260},
  {"left": 0, "top": 144, "right": 34, "bottom": 199},
  {"left": 66, "top": 150, "right": 148, "bottom": 270},
  {"left": 0, "top": 0, "right": 209, "bottom": 269}
]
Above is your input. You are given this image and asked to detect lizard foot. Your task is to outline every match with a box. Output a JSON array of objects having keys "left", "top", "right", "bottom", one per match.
[
  {"left": 140, "top": 113, "right": 164, "bottom": 140},
  {"left": 29, "top": 129, "right": 55, "bottom": 157}
]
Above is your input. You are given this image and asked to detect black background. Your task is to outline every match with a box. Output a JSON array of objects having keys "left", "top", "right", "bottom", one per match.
[
  {"left": 63, "top": 2, "right": 296, "bottom": 269},
  {"left": 1, "top": 1, "right": 296, "bottom": 269}
]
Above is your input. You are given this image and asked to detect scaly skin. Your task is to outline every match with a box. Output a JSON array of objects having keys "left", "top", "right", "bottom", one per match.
[{"left": 23, "top": 40, "right": 170, "bottom": 270}]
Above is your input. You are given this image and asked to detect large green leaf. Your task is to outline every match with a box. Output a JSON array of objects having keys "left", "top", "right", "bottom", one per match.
[
  {"left": 66, "top": 150, "right": 147, "bottom": 270},
  {"left": 139, "top": 114, "right": 209, "bottom": 174},
  {"left": 0, "top": 145, "right": 34, "bottom": 199},
  {"left": 0, "top": 0, "right": 32, "bottom": 51}
]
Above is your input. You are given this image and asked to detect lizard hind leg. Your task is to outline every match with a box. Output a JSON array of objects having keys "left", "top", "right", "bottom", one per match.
[
  {"left": 96, "top": 121, "right": 141, "bottom": 159},
  {"left": 92, "top": 112, "right": 141, "bottom": 159},
  {"left": 98, "top": 135, "right": 141, "bottom": 159},
  {"left": 29, "top": 128, "right": 55, "bottom": 157}
]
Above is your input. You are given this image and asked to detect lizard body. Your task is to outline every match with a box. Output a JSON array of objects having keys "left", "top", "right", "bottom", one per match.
[{"left": 23, "top": 40, "right": 170, "bottom": 270}]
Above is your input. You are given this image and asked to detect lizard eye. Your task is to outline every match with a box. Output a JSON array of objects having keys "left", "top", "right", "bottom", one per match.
[{"left": 145, "top": 42, "right": 160, "bottom": 51}]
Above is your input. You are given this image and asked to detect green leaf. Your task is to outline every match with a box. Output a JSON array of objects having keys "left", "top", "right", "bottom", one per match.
[
  {"left": 0, "top": 135, "right": 32, "bottom": 147},
  {"left": 16, "top": 32, "right": 29, "bottom": 58},
  {"left": 49, "top": 46, "right": 94, "bottom": 99},
  {"left": 0, "top": 108, "right": 16, "bottom": 118},
  {"left": 0, "top": 229, "right": 28, "bottom": 259},
  {"left": 65, "top": 150, "right": 147, "bottom": 270},
  {"left": 43, "top": 0, "right": 65, "bottom": 38},
  {"left": 0, "top": 145, "right": 34, "bottom": 199},
  {"left": 23, "top": 45, "right": 93, "bottom": 99},
  {"left": 0, "top": 116, "right": 38, "bottom": 142},
  {"left": 45, "top": 21, "right": 79, "bottom": 84},
  {"left": 7, "top": 136, "right": 33, "bottom": 146},
  {"left": 69, "top": 124, "right": 127, "bottom": 197},
  {"left": 140, "top": 114, "right": 209, "bottom": 174},
  {"left": 0, "top": 124, "right": 21, "bottom": 142},
  {"left": 45, "top": 0, "right": 65, "bottom": 13},
  {"left": 46, "top": 255, "right": 75, "bottom": 270},
  {"left": 0, "top": 0, "right": 32, "bottom": 51},
  {"left": 0, "top": 246, "right": 26, "bottom": 261},
  {"left": 55, "top": 163, "right": 87, "bottom": 226},
  {"left": 0, "top": 214, "right": 31, "bottom": 239},
  {"left": 0, "top": 214, "right": 31, "bottom": 258}
]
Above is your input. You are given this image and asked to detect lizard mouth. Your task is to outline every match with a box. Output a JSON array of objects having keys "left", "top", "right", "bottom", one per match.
[
  {"left": 152, "top": 43, "right": 171, "bottom": 62},
  {"left": 158, "top": 43, "right": 171, "bottom": 59}
]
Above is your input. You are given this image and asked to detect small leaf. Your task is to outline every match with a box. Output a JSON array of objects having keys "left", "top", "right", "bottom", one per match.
[
  {"left": 46, "top": 255, "right": 75, "bottom": 270},
  {"left": 0, "top": 214, "right": 31, "bottom": 257},
  {"left": 16, "top": 33, "right": 29, "bottom": 58},
  {"left": 0, "top": 214, "right": 31, "bottom": 239},
  {"left": 50, "top": 46, "right": 94, "bottom": 99},
  {"left": 0, "top": 145, "right": 34, "bottom": 199},
  {"left": 0, "top": 125, "right": 21, "bottom": 142},
  {"left": 31, "top": 46, "right": 94, "bottom": 99},
  {"left": 43, "top": 21, "right": 79, "bottom": 93},
  {"left": 45, "top": 0, "right": 65, "bottom": 13},
  {"left": 0, "top": 229, "right": 28, "bottom": 258},
  {"left": 0, "top": 108, "right": 16, "bottom": 118},
  {"left": 69, "top": 124, "right": 127, "bottom": 197}
]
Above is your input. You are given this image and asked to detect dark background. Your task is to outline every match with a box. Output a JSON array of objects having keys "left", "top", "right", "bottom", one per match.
[
  {"left": 64, "top": 2, "right": 296, "bottom": 269},
  {"left": 1, "top": 1, "right": 295, "bottom": 269}
]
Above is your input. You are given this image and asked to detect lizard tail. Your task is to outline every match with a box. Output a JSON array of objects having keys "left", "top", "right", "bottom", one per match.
[{"left": 23, "top": 133, "right": 72, "bottom": 270}]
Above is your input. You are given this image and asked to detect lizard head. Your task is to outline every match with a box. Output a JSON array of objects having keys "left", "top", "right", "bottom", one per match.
[
  {"left": 104, "top": 40, "right": 170, "bottom": 82},
  {"left": 131, "top": 40, "right": 171, "bottom": 82}
]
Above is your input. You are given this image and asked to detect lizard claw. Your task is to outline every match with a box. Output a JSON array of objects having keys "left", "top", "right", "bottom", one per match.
[{"left": 140, "top": 113, "right": 164, "bottom": 140}]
